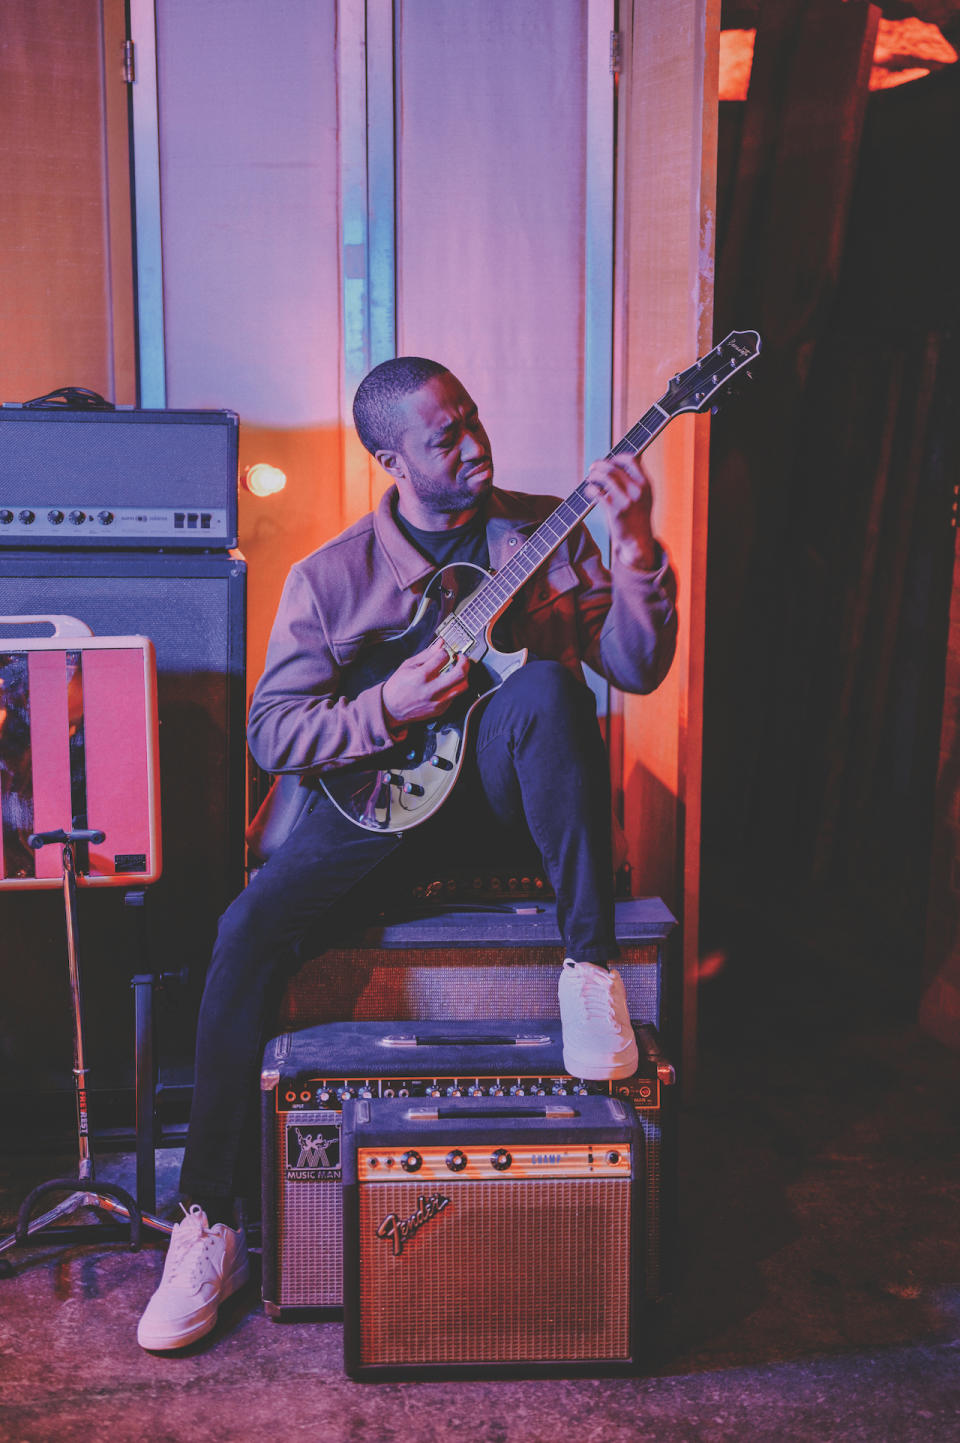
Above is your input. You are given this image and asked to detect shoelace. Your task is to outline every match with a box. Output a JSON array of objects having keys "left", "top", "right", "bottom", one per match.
[
  {"left": 570, "top": 971, "right": 620, "bottom": 1025},
  {"left": 164, "top": 1204, "right": 218, "bottom": 1288}
]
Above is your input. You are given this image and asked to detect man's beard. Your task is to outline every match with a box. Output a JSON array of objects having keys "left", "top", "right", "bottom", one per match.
[{"left": 404, "top": 459, "right": 493, "bottom": 515}]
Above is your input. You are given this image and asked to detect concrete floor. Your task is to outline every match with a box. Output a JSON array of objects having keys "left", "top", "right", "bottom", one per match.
[{"left": 2, "top": 972, "right": 959, "bottom": 1443}]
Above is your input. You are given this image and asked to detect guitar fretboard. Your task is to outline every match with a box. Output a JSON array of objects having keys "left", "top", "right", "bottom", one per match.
[
  {"left": 451, "top": 327, "right": 760, "bottom": 634},
  {"left": 456, "top": 404, "right": 668, "bottom": 633}
]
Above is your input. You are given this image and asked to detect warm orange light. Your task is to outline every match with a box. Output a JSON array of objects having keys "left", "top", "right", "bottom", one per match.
[
  {"left": 242, "top": 463, "right": 287, "bottom": 497},
  {"left": 718, "top": 17, "right": 958, "bottom": 103}
]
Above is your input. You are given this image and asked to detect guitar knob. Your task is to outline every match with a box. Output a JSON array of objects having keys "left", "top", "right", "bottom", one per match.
[
  {"left": 402, "top": 782, "right": 424, "bottom": 796},
  {"left": 429, "top": 755, "right": 454, "bottom": 770}
]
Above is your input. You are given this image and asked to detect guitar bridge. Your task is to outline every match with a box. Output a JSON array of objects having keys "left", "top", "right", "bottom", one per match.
[{"left": 437, "top": 616, "right": 475, "bottom": 657}]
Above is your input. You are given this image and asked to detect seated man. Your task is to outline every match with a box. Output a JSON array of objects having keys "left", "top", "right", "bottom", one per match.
[{"left": 137, "top": 355, "right": 677, "bottom": 1351}]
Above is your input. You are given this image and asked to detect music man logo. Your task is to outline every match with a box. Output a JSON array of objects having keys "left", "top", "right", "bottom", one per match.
[
  {"left": 286, "top": 1123, "right": 340, "bottom": 1180},
  {"left": 376, "top": 1193, "right": 450, "bottom": 1257}
]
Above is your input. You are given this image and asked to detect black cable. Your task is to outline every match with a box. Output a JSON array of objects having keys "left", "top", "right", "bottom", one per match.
[{"left": 22, "top": 387, "right": 115, "bottom": 410}]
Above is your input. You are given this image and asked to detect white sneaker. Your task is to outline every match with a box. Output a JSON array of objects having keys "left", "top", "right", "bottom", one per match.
[
  {"left": 558, "top": 960, "right": 639, "bottom": 1080},
  {"left": 137, "top": 1205, "right": 249, "bottom": 1351}
]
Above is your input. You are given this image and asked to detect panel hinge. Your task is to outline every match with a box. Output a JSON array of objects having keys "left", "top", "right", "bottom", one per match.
[
  {"left": 610, "top": 30, "right": 622, "bottom": 75},
  {"left": 122, "top": 39, "right": 136, "bottom": 84}
]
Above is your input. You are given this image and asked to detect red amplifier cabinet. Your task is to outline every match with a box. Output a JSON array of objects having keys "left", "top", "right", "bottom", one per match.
[
  {"left": 342, "top": 1094, "right": 645, "bottom": 1379},
  {"left": 0, "top": 621, "right": 161, "bottom": 887}
]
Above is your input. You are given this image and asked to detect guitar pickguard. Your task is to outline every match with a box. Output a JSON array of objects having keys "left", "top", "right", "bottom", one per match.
[{"left": 318, "top": 562, "right": 525, "bottom": 832}]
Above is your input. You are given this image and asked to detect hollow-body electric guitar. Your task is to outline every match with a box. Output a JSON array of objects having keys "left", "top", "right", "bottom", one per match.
[{"left": 319, "top": 329, "right": 761, "bottom": 833}]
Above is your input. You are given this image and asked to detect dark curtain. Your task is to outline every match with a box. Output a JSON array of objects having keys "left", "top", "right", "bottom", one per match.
[{"left": 702, "top": 4, "right": 960, "bottom": 1019}]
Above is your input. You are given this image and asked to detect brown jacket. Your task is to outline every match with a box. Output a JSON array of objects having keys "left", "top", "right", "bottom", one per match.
[{"left": 246, "top": 484, "right": 677, "bottom": 775}]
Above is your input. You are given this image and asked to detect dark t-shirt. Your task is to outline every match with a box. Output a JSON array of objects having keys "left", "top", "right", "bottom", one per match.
[{"left": 393, "top": 504, "right": 490, "bottom": 573}]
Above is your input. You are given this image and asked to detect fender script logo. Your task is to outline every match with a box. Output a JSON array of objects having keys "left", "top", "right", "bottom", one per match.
[{"left": 376, "top": 1193, "right": 450, "bottom": 1257}]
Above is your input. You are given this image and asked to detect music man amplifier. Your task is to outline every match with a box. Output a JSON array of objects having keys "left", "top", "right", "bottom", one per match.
[
  {"left": 341, "top": 1094, "right": 644, "bottom": 1378},
  {"left": 0, "top": 407, "right": 238, "bottom": 549},
  {"left": 260, "top": 1019, "right": 674, "bottom": 1320},
  {"left": 0, "top": 624, "right": 161, "bottom": 887}
]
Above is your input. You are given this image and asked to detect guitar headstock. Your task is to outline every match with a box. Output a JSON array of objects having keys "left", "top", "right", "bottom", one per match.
[{"left": 663, "top": 329, "right": 762, "bottom": 415}]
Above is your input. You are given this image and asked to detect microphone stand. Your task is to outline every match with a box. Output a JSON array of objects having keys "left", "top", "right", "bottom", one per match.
[{"left": 0, "top": 829, "right": 171, "bottom": 1275}]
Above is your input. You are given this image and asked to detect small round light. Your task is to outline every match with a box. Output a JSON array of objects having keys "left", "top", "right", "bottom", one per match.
[{"left": 241, "top": 463, "right": 287, "bottom": 497}]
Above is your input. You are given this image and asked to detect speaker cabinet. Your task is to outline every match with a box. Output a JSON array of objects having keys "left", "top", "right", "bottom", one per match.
[
  {"left": 277, "top": 898, "right": 676, "bottom": 1034},
  {"left": 0, "top": 551, "right": 246, "bottom": 1104},
  {"left": 342, "top": 1095, "right": 645, "bottom": 1378}
]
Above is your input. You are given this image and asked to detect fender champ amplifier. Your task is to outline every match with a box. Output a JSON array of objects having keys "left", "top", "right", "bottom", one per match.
[
  {"left": 341, "top": 1094, "right": 644, "bottom": 1378},
  {"left": 0, "top": 407, "right": 238, "bottom": 549},
  {"left": 0, "top": 623, "right": 160, "bottom": 887},
  {"left": 260, "top": 1019, "right": 675, "bottom": 1320}
]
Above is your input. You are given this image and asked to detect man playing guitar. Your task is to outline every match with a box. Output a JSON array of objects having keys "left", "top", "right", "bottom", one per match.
[{"left": 137, "top": 355, "right": 677, "bottom": 1352}]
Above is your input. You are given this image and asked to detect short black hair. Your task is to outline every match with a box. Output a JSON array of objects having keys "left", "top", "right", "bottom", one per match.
[{"left": 352, "top": 356, "right": 449, "bottom": 456}]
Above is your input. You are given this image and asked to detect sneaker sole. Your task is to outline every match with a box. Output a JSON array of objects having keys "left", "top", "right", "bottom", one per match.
[
  {"left": 562, "top": 1042, "right": 639, "bottom": 1082},
  {"left": 136, "top": 1257, "right": 250, "bottom": 1351}
]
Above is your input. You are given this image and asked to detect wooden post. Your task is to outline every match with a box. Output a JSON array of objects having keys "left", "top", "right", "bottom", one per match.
[{"left": 615, "top": 0, "right": 720, "bottom": 1088}]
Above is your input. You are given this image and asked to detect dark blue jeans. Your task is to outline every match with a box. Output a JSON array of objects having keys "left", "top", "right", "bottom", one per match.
[{"left": 180, "top": 660, "right": 618, "bottom": 1200}]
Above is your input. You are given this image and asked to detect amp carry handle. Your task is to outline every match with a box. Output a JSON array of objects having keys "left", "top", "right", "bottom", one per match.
[{"left": 0, "top": 614, "right": 93, "bottom": 637}]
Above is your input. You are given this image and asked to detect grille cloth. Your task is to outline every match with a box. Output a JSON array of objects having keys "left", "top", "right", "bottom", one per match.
[
  {"left": 278, "top": 944, "right": 661, "bottom": 1030},
  {"left": 356, "top": 1178, "right": 632, "bottom": 1364},
  {"left": 275, "top": 1109, "right": 343, "bottom": 1307}
]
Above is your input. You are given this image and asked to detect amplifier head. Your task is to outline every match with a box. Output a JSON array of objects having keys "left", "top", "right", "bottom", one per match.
[
  {"left": 341, "top": 1095, "right": 644, "bottom": 1379},
  {"left": 0, "top": 407, "right": 238, "bottom": 549}
]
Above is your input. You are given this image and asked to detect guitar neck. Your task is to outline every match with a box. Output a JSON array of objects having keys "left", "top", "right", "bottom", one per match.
[{"left": 457, "top": 401, "right": 671, "bottom": 633}]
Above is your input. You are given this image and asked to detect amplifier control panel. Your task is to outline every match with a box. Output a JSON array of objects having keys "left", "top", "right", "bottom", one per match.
[
  {"left": 275, "top": 1072, "right": 660, "bottom": 1110},
  {"left": 0, "top": 504, "right": 230, "bottom": 542},
  {"left": 357, "top": 1142, "right": 632, "bottom": 1181}
]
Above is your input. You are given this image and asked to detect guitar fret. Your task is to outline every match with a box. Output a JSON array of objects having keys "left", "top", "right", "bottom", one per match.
[{"left": 453, "top": 333, "right": 760, "bottom": 634}]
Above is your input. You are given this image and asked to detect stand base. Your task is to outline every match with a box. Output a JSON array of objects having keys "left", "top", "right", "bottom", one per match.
[{"left": 0, "top": 1177, "right": 172, "bottom": 1273}]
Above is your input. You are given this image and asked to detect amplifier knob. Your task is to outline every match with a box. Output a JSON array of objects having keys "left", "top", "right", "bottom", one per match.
[
  {"left": 467, "top": 1086, "right": 483, "bottom": 1098},
  {"left": 490, "top": 1148, "right": 512, "bottom": 1172},
  {"left": 47, "top": 509, "right": 64, "bottom": 525},
  {"left": 68, "top": 509, "right": 86, "bottom": 525},
  {"left": 337, "top": 1087, "right": 353, "bottom": 1101},
  {"left": 0, "top": 509, "right": 13, "bottom": 524},
  {"left": 446, "top": 1086, "right": 462, "bottom": 1097},
  {"left": 317, "top": 1088, "right": 332, "bottom": 1104},
  {"left": 607, "top": 1151, "right": 621, "bottom": 1165},
  {"left": 400, "top": 1150, "right": 422, "bottom": 1173},
  {"left": 487, "top": 1085, "right": 504, "bottom": 1097},
  {"left": 17, "top": 509, "right": 35, "bottom": 524},
  {"left": 446, "top": 1149, "right": 468, "bottom": 1172},
  {"left": 509, "top": 1085, "right": 526, "bottom": 1096},
  {"left": 97, "top": 510, "right": 115, "bottom": 525}
]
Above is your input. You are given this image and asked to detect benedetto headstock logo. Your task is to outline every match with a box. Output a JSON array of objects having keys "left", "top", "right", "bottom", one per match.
[{"left": 376, "top": 1193, "right": 450, "bottom": 1256}]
